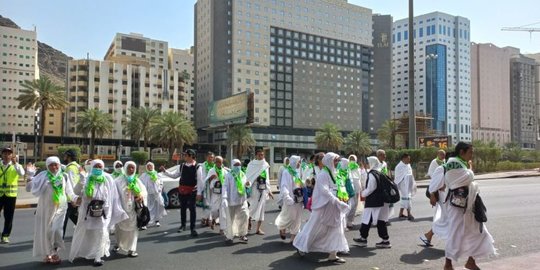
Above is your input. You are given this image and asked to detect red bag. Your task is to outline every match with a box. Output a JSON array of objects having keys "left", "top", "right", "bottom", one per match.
[
  {"left": 178, "top": 185, "right": 195, "bottom": 195},
  {"left": 306, "top": 197, "right": 313, "bottom": 212}
]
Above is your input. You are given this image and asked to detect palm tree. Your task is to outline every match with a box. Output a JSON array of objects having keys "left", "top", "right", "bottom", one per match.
[
  {"left": 16, "top": 76, "right": 69, "bottom": 160},
  {"left": 315, "top": 123, "right": 344, "bottom": 152},
  {"left": 344, "top": 130, "right": 372, "bottom": 157},
  {"left": 226, "top": 125, "right": 256, "bottom": 159},
  {"left": 150, "top": 111, "right": 197, "bottom": 161},
  {"left": 126, "top": 107, "right": 160, "bottom": 151},
  {"left": 76, "top": 109, "right": 113, "bottom": 159},
  {"left": 377, "top": 120, "right": 403, "bottom": 149}
]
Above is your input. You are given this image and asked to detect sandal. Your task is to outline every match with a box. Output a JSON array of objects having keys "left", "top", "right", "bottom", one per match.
[
  {"left": 50, "top": 254, "right": 61, "bottom": 265},
  {"left": 419, "top": 236, "right": 433, "bottom": 247},
  {"left": 328, "top": 257, "right": 346, "bottom": 263},
  {"left": 256, "top": 230, "right": 265, "bottom": 235},
  {"left": 279, "top": 230, "right": 286, "bottom": 240}
]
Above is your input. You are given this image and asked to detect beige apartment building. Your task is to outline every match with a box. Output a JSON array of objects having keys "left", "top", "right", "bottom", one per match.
[
  {"left": 66, "top": 33, "right": 192, "bottom": 158},
  {"left": 169, "top": 47, "right": 195, "bottom": 120},
  {"left": 471, "top": 43, "right": 518, "bottom": 146}
]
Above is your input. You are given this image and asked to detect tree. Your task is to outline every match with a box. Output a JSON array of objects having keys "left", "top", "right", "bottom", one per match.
[
  {"left": 344, "top": 130, "right": 372, "bottom": 157},
  {"left": 16, "top": 76, "right": 69, "bottom": 160},
  {"left": 57, "top": 146, "right": 81, "bottom": 162},
  {"left": 377, "top": 120, "right": 403, "bottom": 149},
  {"left": 315, "top": 123, "right": 344, "bottom": 152},
  {"left": 226, "top": 125, "right": 256, "bottom": 159},
  {"left": 130, "top": 151, "right": 149, "bottom": 166},
  {"left": 76, "top": 109, "right": 113, "bottom": 159},
  {"left": 150, "top": 111, "right": 197, "bottom": 161},
  {"left": 126, "top": 107, "right": 160, "bottom": 151}
]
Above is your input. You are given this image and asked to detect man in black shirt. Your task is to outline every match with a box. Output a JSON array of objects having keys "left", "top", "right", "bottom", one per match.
[{"left": 161, "top": 149, "right": 203, "bottom": 237}]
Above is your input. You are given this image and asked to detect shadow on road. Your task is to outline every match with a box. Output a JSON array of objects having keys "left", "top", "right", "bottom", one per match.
[
  {"left": 233, "top": 241, "right": 295, "bottom": 254},
  {"left": 400, "top": 247, "right": 445, "bottom": 264}
]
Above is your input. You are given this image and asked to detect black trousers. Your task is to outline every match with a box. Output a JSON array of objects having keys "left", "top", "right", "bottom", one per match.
[
  {"left": 63, "top": 203, "right": 78, "bottom": 238},
  {"left": 180, "top": 192, "right": 197, "bottom": 231},
  {"left": 0, "top": 195, "right": 16, "bottom": 237},
  {"left": 359, "top": 215, "right": 389, "bottom": 240}
]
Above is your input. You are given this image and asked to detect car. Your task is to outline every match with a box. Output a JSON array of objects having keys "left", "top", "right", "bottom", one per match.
[{"left": 160, "top": 165, "right": 181, "bottom": 209}]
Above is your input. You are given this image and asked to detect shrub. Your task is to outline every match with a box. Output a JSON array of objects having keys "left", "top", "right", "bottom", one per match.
[{"left": 130, "top": 151, "right": 149, "bottom": 166}]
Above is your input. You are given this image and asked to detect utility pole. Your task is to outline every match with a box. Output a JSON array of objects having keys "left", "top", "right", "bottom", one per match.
[{"left": 408, "top": 0, "right": 417, "bottom": 148}]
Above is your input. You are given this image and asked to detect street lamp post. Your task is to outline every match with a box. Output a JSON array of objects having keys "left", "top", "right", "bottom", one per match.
[{"left": 408, "top": 0, "right": 416, "bottom": 148}]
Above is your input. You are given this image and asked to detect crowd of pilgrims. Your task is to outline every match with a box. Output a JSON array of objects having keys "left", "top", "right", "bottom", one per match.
[{"left": 24, "top": 142, "right": 495, "bottom": 269}]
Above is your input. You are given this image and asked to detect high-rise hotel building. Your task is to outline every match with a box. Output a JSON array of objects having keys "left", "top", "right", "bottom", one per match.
[
  {"left": 195, "top": 0, "right": 374, "bottom": 156},
  {"left": 392, "top": 12, "right": 472, "bottom": 143}
]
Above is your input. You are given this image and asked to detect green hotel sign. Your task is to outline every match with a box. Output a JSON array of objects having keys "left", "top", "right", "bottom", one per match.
[{"left": 209, "top": 92, "right": 251, "bottom": 127}]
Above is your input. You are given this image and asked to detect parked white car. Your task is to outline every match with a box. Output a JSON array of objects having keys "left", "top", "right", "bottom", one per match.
[{"left": 159, "top": 165, "right": 182, "bottom": 209}]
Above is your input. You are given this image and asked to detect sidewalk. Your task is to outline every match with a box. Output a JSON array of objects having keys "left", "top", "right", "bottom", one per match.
[
  {"left": 415, "top": 169, "right": 540, "bottom": 188},
  {"left": 478, "top": 252, "right": 540, "bottom": 269}
]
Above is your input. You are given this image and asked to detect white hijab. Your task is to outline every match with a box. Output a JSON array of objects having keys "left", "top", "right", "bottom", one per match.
[
  {"left": 322, "top": 152, "right": 340, "bottom": 178},
  {"left": 367, "top": 156, "right": 382, "bottom": 172},
  {"left": 124, "top": 161, "right": 137, "bottom": 176},
  {"left": 46, "top": 156, "right": 62, "bottom": 176}
]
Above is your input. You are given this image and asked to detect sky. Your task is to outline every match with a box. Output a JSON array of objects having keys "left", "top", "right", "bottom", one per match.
[{"left": 1, "top": 0, "right": 539, "bottom": 60}]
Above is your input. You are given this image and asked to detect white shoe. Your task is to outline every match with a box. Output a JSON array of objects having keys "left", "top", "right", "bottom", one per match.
[
  {"left": 140, "top": 226, "right": 147, "bottom": 230},
  {"left": 156, "top": 222, "right": 161, "bottom": 227}
]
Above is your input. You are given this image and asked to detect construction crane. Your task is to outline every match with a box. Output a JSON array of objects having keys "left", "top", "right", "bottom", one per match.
[{"left": 502, "top": 21, "right": 540, "bottom": 39}]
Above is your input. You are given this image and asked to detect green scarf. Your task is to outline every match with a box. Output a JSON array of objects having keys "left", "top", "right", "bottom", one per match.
[
  {"left": 286, "top": 165, "right": 303, "bottom": 187},
  {"left": 204, "top": 161, "right": 215, "bottom": 173},
  {"left": 126, "top": 174, "right": 141, "bottom": 196},
  {"left": 301, "top": 161, "right": 307, "bottom": 171},
  {"left": 232, "top": 170, "right": 246, "bottom": 195},
  {"left": 308, "top": 163, "right": 314, "bottom": 169},
  {"left": 47, "top": 171, "right": 65, "bottom": 205},
  {"left": 348, "top": 161, "right": 360, "bottom": 171},
  {"left": 456, "top": 156, "right": 468, "bottom": 167},
  {"left": 86, "top": 175, "right": 105, "bottom": 198},
  {"left": 215, "top": 167, "right": 225, "bottom": 184},
  {"left": 436, "top": 157, "right": 445, "bottom": 166},
  {"left": 381, "top": 166, "right": 389, "bottom": 176},
  {"left": 335, "top": 165, "right": 350, "bottom": 202},
  {"left": 259, "top": 169, "right": 267, "bottom": 179},
  {"left": 147, "top": 170, "right": 158, "bottom": 182},
  {"left": 112, "top": 171, "right": 123, "bottom": 178}
]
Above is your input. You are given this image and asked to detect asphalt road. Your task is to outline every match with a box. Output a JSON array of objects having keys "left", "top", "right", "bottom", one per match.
[{"left": 1, "top": 177, "right": 539, "bottom": 270}]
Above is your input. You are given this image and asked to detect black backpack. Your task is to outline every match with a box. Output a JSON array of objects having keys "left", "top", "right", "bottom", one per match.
[
  {"left": 135, "top": 201, "right": 150, "bottom": 228},
  {"left": 370, "top": 170, "right": 400, "bottom": 204}
]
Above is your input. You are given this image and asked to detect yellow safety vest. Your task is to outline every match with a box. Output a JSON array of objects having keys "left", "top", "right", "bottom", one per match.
[
  {"left": 66, "top": 162, "right": 80, "bottom": 185},
  {"left": 0, "top": 164, "right": 20, "bottom": 197}
]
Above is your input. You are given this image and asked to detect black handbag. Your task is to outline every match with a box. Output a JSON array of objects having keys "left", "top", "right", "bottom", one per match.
[
  {"left": 135, "top": 201, "right": 150, "bottom": 228},
  {"left": 86, "top": 199, "right": 106, "bottom": 219}
]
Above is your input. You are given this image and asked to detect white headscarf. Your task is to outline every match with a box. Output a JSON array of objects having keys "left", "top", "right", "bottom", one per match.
[
  {"left": 348, "top": 155, "right": 358, "bottom": 162},
  {"left": 46, "top": 156, "right": 61, "bottom": 167},
  {"left": 322, "top": 152, "right": 340, "bottom": 176},
  {"left": 91, "top": 159, "right": 105, "bottom": 168},
  {"left": 339, "top": 158, "right": 349, "bottom": 170},
  {"left": 146, "top": 162, "right": 155, "bottom": 171},
  {"left": 46, "top": 156, "right": 61, "bottom": 176},
  {"left": 113, "top": 160, "right": 123, "bottom": 168},
  {"left": 232, "top": 159, "right": 241, "bottom": 166},
  {"left": 124, "top": 161, "right": 137, "bottom": 176},
  {"left": 289, "top": 155, "right": 301, "bottom": 169},
  {"left": 283, "top": 157, "right": 289, "bottom": 166},
  {"left": 367, "top": 156, "right": 382, "bottom": 172}
]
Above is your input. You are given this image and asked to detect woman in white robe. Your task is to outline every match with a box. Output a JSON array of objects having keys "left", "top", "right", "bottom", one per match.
[
  {"left": 206, "top": 156, "right": 229, "bottom": 234},
  {"left": 222, "top": 159, "right": 250, "bottom": 242},
  {"left": 113, "top": 161, "right": 147, "bottom": 258},
  {"left": 30, "top": 156, "right": 79, "bottom": 264},
  {"left": 140, "top": 162, "right": 166, "bottom": 228},
  {"left": 276, "top": 157, "right": 289, "bottom": 208},
  {"left": 443, "top": 142, "right": 495, "bottom": 270},
  {"left": 69, "top": 159, "right": 128, "bottom": 266},
  {"left": 246, "top": 150, "right": 274, "bottom": 234},
  {"left": 275, "top": 155, "right": 303, "bottom": 242},
  {"left": 293, "top": 152, "right": 350, "bottom": 264},
  {"left": 346, "top": 155, "right": 366, "bottom": 228}
]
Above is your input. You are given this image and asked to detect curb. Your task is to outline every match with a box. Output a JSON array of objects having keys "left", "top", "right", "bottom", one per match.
[{"left": 16, "top": 203, "right": 37, "bottom": 209}]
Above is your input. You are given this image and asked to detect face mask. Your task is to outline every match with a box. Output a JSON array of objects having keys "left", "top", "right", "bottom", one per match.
[
  {"left": 232, "top": 165, "right": 241, "bottom": 173},
  {"left": 115, "top": 167, "right": 123, "bottom": 172},
  {"left": 84, "top": 165, "right": 92, "bottom": 172},
  {"left": 92, "top": 168, "right": 103, "bottom": 176}
]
